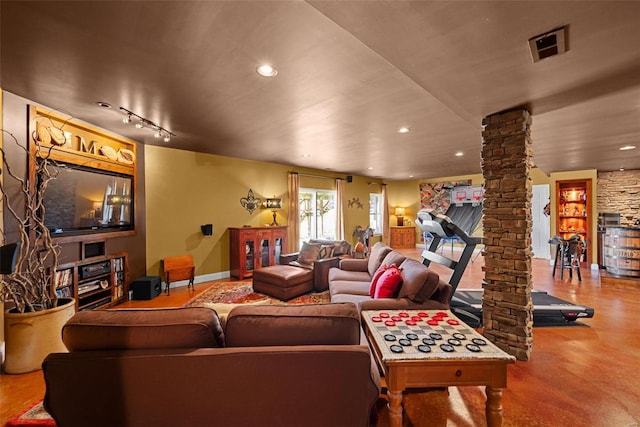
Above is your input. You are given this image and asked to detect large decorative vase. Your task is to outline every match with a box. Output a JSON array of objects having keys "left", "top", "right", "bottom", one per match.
[{"left": 3, "top": 298, "right": 76, "bottom": 374}]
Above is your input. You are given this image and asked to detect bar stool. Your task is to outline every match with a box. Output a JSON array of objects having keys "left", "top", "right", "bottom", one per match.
[{"left": 550, "top": 235, "right": 582, "bottom": 281}]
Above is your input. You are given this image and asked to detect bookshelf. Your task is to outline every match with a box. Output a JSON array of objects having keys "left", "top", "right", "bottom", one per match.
[{"left": 54, "top": 252, "right": 129, "bottom": 311}]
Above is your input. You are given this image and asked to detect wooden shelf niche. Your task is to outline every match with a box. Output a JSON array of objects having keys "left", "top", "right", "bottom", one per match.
[
  {"left": 29, "top": 105, "right": 136, "bottom": 176},
  {"left": 556, "top": 179, "right": 592, "bottom": 263}
]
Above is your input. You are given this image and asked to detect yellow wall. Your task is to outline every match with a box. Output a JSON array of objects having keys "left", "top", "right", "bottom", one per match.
[
  {"left": 531, "top": 167, "right": 550, "bottom": 185},
  {"left": 549, "top": 169, "right": 598, "bottom": 263},
  {"left": 144, "top": 145, "right": 384, "bottom": 277}
]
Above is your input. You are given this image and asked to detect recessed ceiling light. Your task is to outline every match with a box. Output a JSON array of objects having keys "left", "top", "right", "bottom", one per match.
[
  {"left": 455, "top": 151, "right": 464, "bottom": 157},
  {"left": 257, "top": 64, "right": 278, "bottom": 77},
  {"left": 398, "top": 127, "right": 410, "bottom": 134},
  {"left": 620, "top": 167, "right": 625, "bottom": 171},
  {"left": 301, "top": 154, "right": 311, "bottom": 158},
  {"left": 409, "top": 174, "right": 414, "bottom": 178},
  {"left": 96, "top": 101, "right": 111, "bottom": 108},
  {"left": 368, "top": 166, "right": 374, "bottom": 170},
  {"left": 619, "top": 145, "right": 636, "bottom": 151}
]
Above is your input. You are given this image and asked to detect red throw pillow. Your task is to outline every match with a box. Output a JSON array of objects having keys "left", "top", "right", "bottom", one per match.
[
  {"left": 369, "top": 264, "right": 389, "bottom": 297},
  {"left": 374, "top": 266, "right": 403, "bottom": 299}
]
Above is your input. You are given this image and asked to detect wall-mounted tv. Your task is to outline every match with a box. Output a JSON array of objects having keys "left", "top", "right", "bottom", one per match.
[{"left": 42, "top": 162, "right": 134, "bottom": 237}]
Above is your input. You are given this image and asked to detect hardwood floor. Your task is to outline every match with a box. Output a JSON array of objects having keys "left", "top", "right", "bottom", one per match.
[{"left": 2, "top": 250, "right": 639, "bottom": 426}]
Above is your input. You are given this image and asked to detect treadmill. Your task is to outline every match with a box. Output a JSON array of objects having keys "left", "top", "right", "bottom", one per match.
[{"left": 415, "top": 207, "right": 595, "bottom": 327}]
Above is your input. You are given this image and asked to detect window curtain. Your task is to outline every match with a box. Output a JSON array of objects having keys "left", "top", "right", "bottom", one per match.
[
  {"left": 335, "top": 178, "right": 346, "bottom": 241},
  {"left": 287, "top": 172, "right": 300, "bottom": 252},
  {"left": 382, "top": 184, "right": 390, "bottom": 245}
]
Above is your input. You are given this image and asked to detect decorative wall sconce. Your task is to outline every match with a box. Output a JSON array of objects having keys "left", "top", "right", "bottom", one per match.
[
  {"left": 395, "top": 207, "right": 406, "bottom": 226},
  {"left": 263, "top": 197, "right": 282, "bottom": 226},
  {"left": 240, "top": 189, "right": 261, "bottom": 214},
  {"left": 201, "top": 224, "right": 213, "bottom": 236}
]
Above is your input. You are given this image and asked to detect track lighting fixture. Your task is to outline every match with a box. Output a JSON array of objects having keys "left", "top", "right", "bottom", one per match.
[{"left": 119, "top": 107, "right": 175, "bottom": 142}]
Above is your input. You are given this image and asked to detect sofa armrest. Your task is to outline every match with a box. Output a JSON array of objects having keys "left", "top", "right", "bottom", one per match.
[
  {"left": 338, "top": 257, "right": 369, "bottom": 271},
  {"left": 280, "top": 252, "right": 300, "bottom": 264},
  {"left": 430, "top": 280, "right": 453, "bottom": 305},
  {"left": 312, "top": 257, "right": 341, "bottom": 292}
]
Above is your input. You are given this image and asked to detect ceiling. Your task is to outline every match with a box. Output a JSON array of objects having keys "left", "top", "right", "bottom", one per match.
[{"left": 1, "top": 1, "right": 639, "bottom": 181}]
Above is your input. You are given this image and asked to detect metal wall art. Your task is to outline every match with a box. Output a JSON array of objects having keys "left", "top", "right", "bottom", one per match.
[
  {"left": 348, "top": 197, "right": 364, "bottom": 209},
  {"left": 240, "top": 189, "right": 261, "bottom": 214}
]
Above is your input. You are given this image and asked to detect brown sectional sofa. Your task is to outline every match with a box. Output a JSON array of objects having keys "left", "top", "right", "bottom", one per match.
[
  {"left": 279, "top": 238, "right": 352, "bottom": 292},
  {"left": 329, "top": 242, "right": 452, "bottom": 311},
  {"left": 42, "top": 304, "right": 380, "bottom": 427}
]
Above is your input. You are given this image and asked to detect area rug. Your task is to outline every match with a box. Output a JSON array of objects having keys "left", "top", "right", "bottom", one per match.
[
  {"left": 184, "top": 281, "right": 331, "bottom": 307},
  {"left": 6, "top": 400, "right": 55, "bottom": 426}
]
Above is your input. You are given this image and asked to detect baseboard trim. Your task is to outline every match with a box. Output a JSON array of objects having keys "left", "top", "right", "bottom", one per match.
[{"left": 168, "top": 271, "right": 231, "bottom": 288}]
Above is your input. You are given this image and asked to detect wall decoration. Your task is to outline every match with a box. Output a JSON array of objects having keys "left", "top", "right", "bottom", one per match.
[
  {"left": 240, "top": 189, "right": 261, "bottom": 214},
  {"left": 419, "top": 180, "right": 471, "bottom": 213},
  {"left": 348, "top": 197, "right": 364, "bottom": 209}
]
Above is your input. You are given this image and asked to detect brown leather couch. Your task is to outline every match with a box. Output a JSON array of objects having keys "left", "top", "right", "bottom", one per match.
[
  {"left": 329, "top": 242, "right": 452, "bottom": 311},
  {"left": 42, "top": 304, "right": 380, "bottom": 427}
]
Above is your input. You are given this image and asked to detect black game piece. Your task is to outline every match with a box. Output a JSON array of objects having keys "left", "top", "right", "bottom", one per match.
[
  {"left": 417, "top": 345, "right": 432, "bottom": 353},
  {"left": 440, "top": 344, "right": 455, "bottom": 352},
  {"left": 384, "top": 334, "right": 397, "bottom": 341},
  {"left": 390, "top": 345, "right": 404, "bottom": 353}
]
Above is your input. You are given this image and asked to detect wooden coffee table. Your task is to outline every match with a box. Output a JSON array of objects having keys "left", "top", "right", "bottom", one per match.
[{"left": 362, "top": 310, "right": 515, "bottom": 427}]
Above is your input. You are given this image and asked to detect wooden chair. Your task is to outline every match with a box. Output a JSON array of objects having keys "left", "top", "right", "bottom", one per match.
[{"left": 162, "top": 255, "right": 195, "bottom": 295}]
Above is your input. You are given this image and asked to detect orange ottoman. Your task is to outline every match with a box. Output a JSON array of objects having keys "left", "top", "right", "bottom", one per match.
[{"left": 253, "top": 265, "right": 313, "bottom": 301}]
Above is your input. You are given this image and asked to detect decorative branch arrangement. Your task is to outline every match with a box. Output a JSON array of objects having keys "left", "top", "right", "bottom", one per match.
[{"left": 0, "top": 129, "right": 61, "bottom": 313}]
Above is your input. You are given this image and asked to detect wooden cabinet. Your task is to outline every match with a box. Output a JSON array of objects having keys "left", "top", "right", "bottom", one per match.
[
  {"left": 390, "top": 226, "right": 416, "bottom": 249},
  {"left": 229, "top": 226, "right": 287, "bottom": 279},
  {"left": 54, "top": 253, "right": 129, "bottom": 311},
  {"left": 556, "top": 179, "right": 592, "bottom": 263}
]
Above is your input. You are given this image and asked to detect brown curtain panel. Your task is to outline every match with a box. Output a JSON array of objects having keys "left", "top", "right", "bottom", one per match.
[
  {"left": 287, "top": 172, "right": 300, "bottom": 252},
  {"left": 382, "top": 184, "right": 390, "bottom": 245},
  {"left": 335, "top": 178, "right": 346, "bottom": 241}
]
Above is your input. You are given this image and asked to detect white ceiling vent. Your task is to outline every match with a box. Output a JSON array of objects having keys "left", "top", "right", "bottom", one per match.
[{"left": 528, "top": 26, "right": 567, "bottom": 63}]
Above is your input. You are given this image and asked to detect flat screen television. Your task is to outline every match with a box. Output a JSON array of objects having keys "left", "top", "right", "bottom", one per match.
[{"left": 41, "top": 162, "right": 134, "bottom": 237}]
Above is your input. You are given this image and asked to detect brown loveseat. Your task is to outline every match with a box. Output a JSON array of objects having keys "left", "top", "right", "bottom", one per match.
[
  {"left": 329, "top": 242, "right": 452, "bottom": 311},
  {"left": 42, "top": 304, "right": 380, "bottom": 427}
]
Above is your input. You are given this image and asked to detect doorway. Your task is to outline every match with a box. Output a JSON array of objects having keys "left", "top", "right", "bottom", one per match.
[{"left": 532, "top": 185, "right": 551, "bottom": 259}]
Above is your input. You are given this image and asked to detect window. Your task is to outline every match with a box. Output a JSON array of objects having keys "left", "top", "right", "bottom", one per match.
[
  {"left": 369, "top": 193, "right": 382, "bottom": 235},
  {"left": 299, "top": 189, "right": 336, "bottom": 248}
]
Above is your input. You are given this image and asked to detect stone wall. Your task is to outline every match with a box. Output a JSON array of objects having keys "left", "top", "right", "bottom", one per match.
[
  {"left": 597, "top": 169, "right": 640, "bottom": 226},
  {"left": 481, "top": 109, "right": 533, "bottom": 361}
]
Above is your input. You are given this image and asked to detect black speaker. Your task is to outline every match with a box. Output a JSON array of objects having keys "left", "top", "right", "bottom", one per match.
[
  {"left": 0, "top": 242, "right": 20, "bottom": 275},
  {"left": 201, "top": 224, "right": 213, "bottom": 235},
  {"left": 346, "top": 175, "right": 353, "bottom": 183},
  {"left": 131, "top": 276, "right": 162, "bottom": 300}
]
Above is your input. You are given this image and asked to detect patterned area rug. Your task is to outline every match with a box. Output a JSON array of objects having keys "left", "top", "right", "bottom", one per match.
[
  {"left": 184, "top": 281, "right": 330, "bottom": 306},
  {"left": 6, "top": 400, "right": 55, "bottom": 426}
]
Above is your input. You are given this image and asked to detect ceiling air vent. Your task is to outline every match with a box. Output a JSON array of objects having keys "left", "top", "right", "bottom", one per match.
[{"left": 528, "top": 26, "right": 567, "bottom": 63}]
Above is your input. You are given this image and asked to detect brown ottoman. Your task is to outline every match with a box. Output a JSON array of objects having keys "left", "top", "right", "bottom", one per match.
[{"left": 252, "top": 265, "right": 313, "bottom": 301}]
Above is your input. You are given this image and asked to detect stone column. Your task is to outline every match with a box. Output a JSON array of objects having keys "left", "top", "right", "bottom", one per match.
[{"left": 481, "top": 109, "right": 533, "bottom": 361}]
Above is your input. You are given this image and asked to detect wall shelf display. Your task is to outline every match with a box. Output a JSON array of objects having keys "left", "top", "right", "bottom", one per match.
[
  {"left": 30, "top": 106, "right": 136, "bottom": 175},
  {"left": 229, "top": 226, "right": 287, "bottom": 279},
  {"left": 556, "top": 179, "right": 592, "bottom": 263},
  {"left": 54, "top": 252, "right": 129, "bottom": 311}
]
